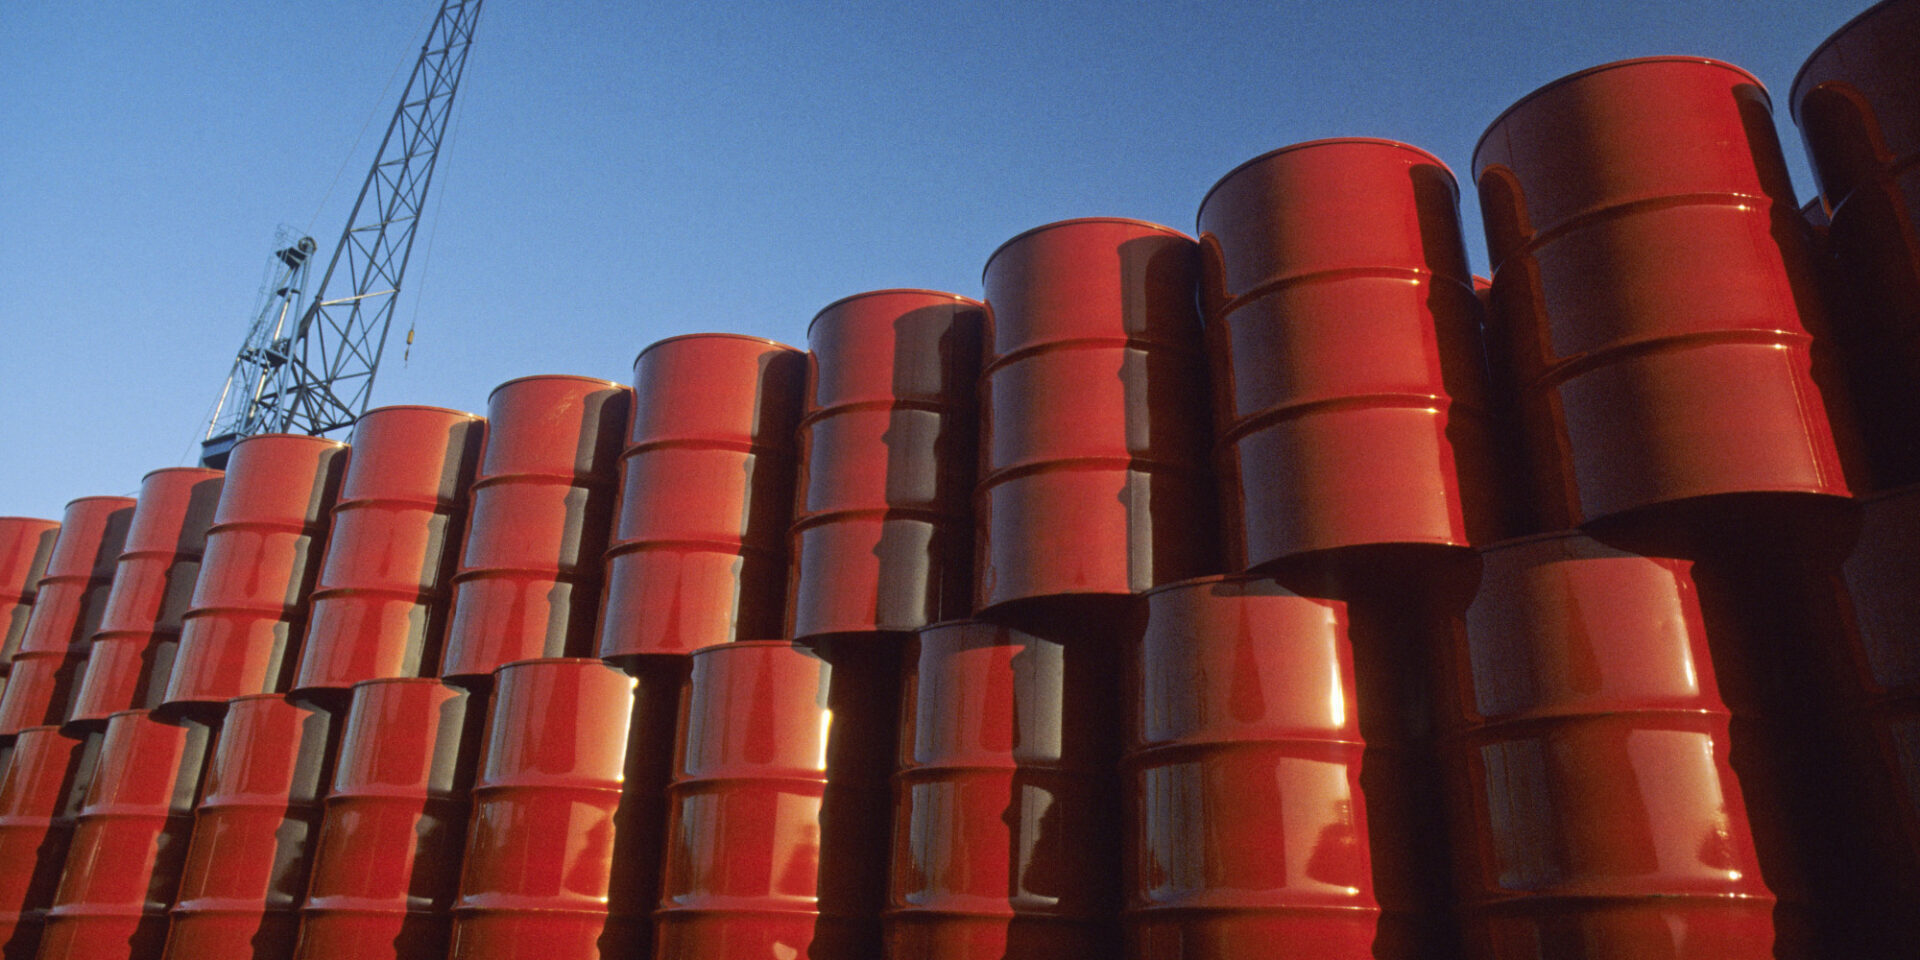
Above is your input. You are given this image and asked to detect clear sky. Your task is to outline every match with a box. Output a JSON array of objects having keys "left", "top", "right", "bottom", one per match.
[{"left": 0, "top": 0, "right": 1872, "bottom": 520}]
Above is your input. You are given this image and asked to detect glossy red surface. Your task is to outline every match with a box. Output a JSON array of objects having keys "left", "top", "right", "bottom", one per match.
[
  {"left": 598, "top": 335, "right": 805, "bottom": 659},
  {"left": 159, "top": 435, "right": 348, "bottom": 715},
  {"left": 976, "top": 219, "right": 1215, "bottom": 612},
  {"left": 68, "top": 469, "right": 224, "bottom": 728},
  {"left": 295, "top": 407, "right": 486, "bottom": 696},
  {"left": 0, "top": 517, "right": 60, "bottom": 677},
  {"left": 0, "top": 726, "right": 94, "bottom": 958},
  {"left": 38, "top": 709, "right": 214, "bottom": 960},
  {"left": 1833, "top": 485, "right": 1920, "bottom": 874},
  {"left": 1793, "top": 0, "right": 1920, "bottom": 487},
  {"left": 1475, "top": 58, "right": 1857, "bottom": 528},
  {"left": 163, "top": 694, "right": 341, "bottom": 959},
  {"left": 440, "top": 378, "right": 629, "bottom": 685},
  {"left": 1442, "top": 533, "right": 1780, "bottom": 957},
  {"left": 788, "top": 292, "right": 982, "bottom": 640},
  {"left": 888, "top": 617, "right": 1122, "bottom": 958},
  {"left": 295, "top": 678, "right": 486, "bottom": 960},
  {"left": 0, "top": 498, "right": 135, "bottom": 737},
  {"left": 1198, "top": 140, "right": 1502, "bottom": 569},
  {"left": 448, "top": 658, "right": 647, "bottom": 959}
]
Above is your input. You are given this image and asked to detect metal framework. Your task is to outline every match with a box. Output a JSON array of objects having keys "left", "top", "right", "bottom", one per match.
[{"left": 203, "top": 0, "right": 483, "bottom": 467}]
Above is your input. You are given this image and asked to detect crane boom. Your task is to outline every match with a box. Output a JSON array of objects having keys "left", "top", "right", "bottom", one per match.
[{"left": 202, "top": 0, "right": 484, "bottom": 467}]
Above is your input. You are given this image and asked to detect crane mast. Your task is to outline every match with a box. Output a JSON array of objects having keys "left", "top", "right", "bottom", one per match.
[{"left": 202, "top": 0, "right": 484, "bottom": 467}]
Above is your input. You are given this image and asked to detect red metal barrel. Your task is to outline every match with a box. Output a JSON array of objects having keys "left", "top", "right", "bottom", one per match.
[
  {"left": 0, "top": 726, "right": 95, "bottom": 958},
  {"left": 163, "top": 693, "right": 343, "bottom": 959},
  {"left": 294, "top": 406, "right": 486, "bottom": 697},
  {"left": 788, "top": 292, "right": 982, "bottom": 640},
  {"left": 1197, "top": 140, "right": 1502, "bottom": 572},
  {"left": 1474, "top": 58, "right": 1857, "bottom": 528},
  {"left": 160, "top": 435, "right": 349, "bottom": 716},
  {"left": 888, "top": 618, "right": 1122, "bottom": 957},
  {"left": 598, "top": 335, "right": 805, "bottom": 660},
  {"left": 1441, "top": 532, "right": 1781, "bottom": 956},
  {"left": 0, "top": 517, "right": 61, "bottom": 687},
  {"left": 448, "top": 658, "right": 647, "bottom": 958},
  {"left": 1793, "top": 0, "right": 1920, "bottom": 487},
  {"left": 976, "top": 218, "right": 1215, "bottom": 613},
  {"left": 295, "top": 677, "right": 486, "bottom": 960},
  {"left": 441, "top": 378, "right": 629, "bottom": 686},
  {"left": 68, "top": 469, "right": 224, "bottom": 728},
  {"left": 0, "top": 498, "right": 135, "bottom": 738},
  {"left": 37, "top": 709, "right": 214, "bottom": 960}
]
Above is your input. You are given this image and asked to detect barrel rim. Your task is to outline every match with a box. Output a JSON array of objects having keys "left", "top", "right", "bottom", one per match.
[
  {"left": 229, "top": 432, "right": 351, "bottom": 450},
  {"left": 348, "top": 675, "right": 466, "bottom": 692},
  {"left": 492, "top": 655, "right": 626, "bottom": 675},
  {"left": 808, "top": 288, "right": 986, "bottom": 336},
  {"left": 138, "top": 466, "right": 225, "bottom": 482},
  {"left": 982, "top": 216, "right": 1195, "bottom": 282},
  {"left": 1138, "top": 571, "right": 1334, "bottom": 601},
  {"left": 1197, "top": 137, "right": 1459, "bottom": 224},
  {"left": 687, "top": 639, "right": 811, "bottom": 658},
  {"left": 0, "top": 516, "right": 60, "bottom": 526},
  {"left": 62, "top": 495, "right": 139, "bottom": 509},
  {"left": 1790, "top": 0, "right": 1908, "bottom": 115},
  {"left": 632, "top": 332, "right": 803, "bottom": 368},
  {"left": 358, "top": 403, "right": 486, "bottom": 420},
  {"left": 487, "top": 373, "right": 627, "bottom": 399}
]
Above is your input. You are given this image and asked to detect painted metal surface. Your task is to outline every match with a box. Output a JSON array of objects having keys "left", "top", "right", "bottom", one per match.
[
  {"left": 1793, "top": 0, "right": 1920, "bottom": 487},
  {"left": 1442, "top": 532, "right": 1780, "bottom": 957},
  {"left": 0, "top": 517, "right": 60, "bottom": 682},
  {"left": 68, "top": 469, "right": 224, "bottom": 728},
  {"left": 448, "top": 658, "right": 646, "bottom": 959},
  {"left": 788, "top": 291, "right": 982, "bottom": 640},
  {"left": 1127, "top": 576, "right": 1380, "bottom": 958},
  {"left": 38, "top": 709, "right": 214, "bottom": 960},
  {"left": 598, "top": 335, "right": 805, "bottom": 660},
  {"left": 294, "top": 406, "right": 486, "bottom": 697},
  {"left": 976, "top": 218, "right": 1215, "bottom": 612},
  {"left": 160, "top": 435, "right": 349, "bottom": 715},
  {"left": 0, "top": 498, "right": 135, "bottom": 738},
  {"left": 888, "top": 617, "right": 1122, "bottom": 958},
  {"left": 441, "top": 378, "right": 629, "bottom": 685},
  {"left": 0, "top": 726, "right": 94, "bottom": 959},
  {"left": 1474, "top": 57, "right": 1856, "bottom": 528},
  {"left": 295, "top": 678, "right": 486, "bottom": 960},
  {"left": 1198, "top": 140, "right": 1502, "bottom": 569}
]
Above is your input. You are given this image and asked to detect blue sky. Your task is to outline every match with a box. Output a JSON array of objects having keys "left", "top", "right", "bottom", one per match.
[{"left": 0, "top": 0, "right": 1870, "bottom": 520}]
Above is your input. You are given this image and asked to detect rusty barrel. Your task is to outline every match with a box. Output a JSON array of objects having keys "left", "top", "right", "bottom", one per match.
[
  {"left": 448, "top": 658, "right": 649, "bottom": 958},
  {"left": 0, "top": 517, "right": 60, "bottom": 690},
  {"left": 68, "top": 469, "right": 224, "bottom": 728},
  {"left": 294, "top": 406, "right": 486, "bottom": 698},
  {"left": 976, "top": 218, "right": 1215, "bottom": 613},
  {"left": 1198, "top": 140, "right": 1502, "bottom": 571},
  {"left": 38, "top": 709, "right": 214, "bottom": 960},
  {"left": 888, "top": 618, "right": 1122, "bottom": 957},
  {"left": 1441, "top": 532, "right": 1782, "bottom": 957},
  {"left": 1474, "top": 58, "right": 1856, "bottom": 528},
  {"left": 598, "top": 335, "right": 805, "bottom": 660},
  {"left": 1793, "top": 0, "right": 1920, "bottom": 486},
  {"left": 788, "top": 292, "right": 982, "bottom": 640},
  {"left": 163, "top": 693, "right": 342, "bottom": 958},
  {"left": 441, "top": 378, "right": 629, "bottom": 686},
  {"left": 295, "top": 677, "right": 486, "bottom": 960},
  {"left": 159, "top": 435, "right": 348, "bottom": 716},
  {"left": 0, "top": 726, "right": 95, "bottom": 958},
  {"left": 0, "top": 498, "right": 135, "bottom": 738}
]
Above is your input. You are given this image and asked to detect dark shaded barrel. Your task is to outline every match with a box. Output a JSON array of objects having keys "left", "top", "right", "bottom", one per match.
[
  {"left": 0, "top": 517, "right": 61, "bottom": 701},
  {"left": 162, "top": 693, "right": 343, "bottom": 958},
  {"left": 789, "top": 291, "right": 982, "bottom": 640},
  {"left": 1474, "top": 58, "right": 1857, "bottom": 528},
  {"left": 160, "top": 435, "right": 348, "bottom": 716},
  {"left": 976, "top": 218, "right": 1215, "bottom": 613},
  {"left": 294, "top": 406, "right": 486, "bottom": 697},
  {"left": 598, "top": 334, "right": 805, "bottom": 660},
  {"left": 295, "top": 677, "right": 486, "bottom": 960},
  {"left": 0, "top": 498, "right": 135, "bottom": 737},
  {"left": 68, "top": 468, "right": 224, "bottom": 728},
  {"left": 0, "top": 726, "right": 95, "bottom": 958},
  {"left": 440, "top": 377, "right": 629, "bottom": 687},
  {"left": 38, "top": 709, "right": 215, "bottom": 960},
  {"left": 1198, "top": 140, "right": 1502, "bottom": 570}
]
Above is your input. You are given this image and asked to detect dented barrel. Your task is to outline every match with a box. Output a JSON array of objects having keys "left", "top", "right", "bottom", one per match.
[
  {"left": 0, "top": 497, "right": 135, "bottom": 737},
  {"left": 1198, "top": 140, "right": 1502, "bottom": 569},
  {"left": 0, "top": 726, "right": 95, "bottom": 957},
  {"left": 788, "top": 291, "right": 982, "bottom": 640},
  {"left": 160, "top": 434, "right": 348, "bottom": 715},
  {"left": 294, "top": 406, "right": 486, "bottom": 697},
  {"left": 1475, "top": 58, "right": 1856, "bottom": 527},
  {"left": 68, "top": 468, "right": 224, "bottom": 727},
  {"left": 440, "top": 378, "right": 629, "bottom": 686},
  {"left": 598, "top": 335, "right": 805, "bottom": 660},
  {"left": 0, "top": 517, "right": 60, "bottom": 683},
  {"left": 977, "top": 218, "right": 1215, "bottom": 612}
]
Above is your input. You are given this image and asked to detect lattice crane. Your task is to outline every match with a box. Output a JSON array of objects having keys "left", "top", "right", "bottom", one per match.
[{"left": 201, "top": 0, "right": 484, "bottom": 467}]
